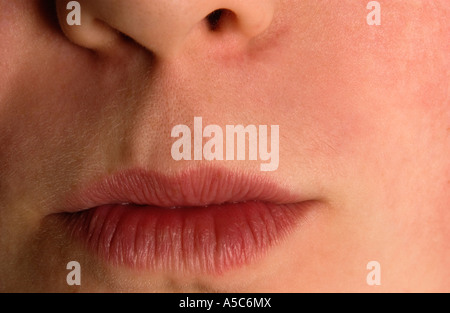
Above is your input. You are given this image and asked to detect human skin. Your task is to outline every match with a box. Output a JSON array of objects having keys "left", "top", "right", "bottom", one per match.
[{"left": 0, "top": 0, "right": 448, "bottom": 292}]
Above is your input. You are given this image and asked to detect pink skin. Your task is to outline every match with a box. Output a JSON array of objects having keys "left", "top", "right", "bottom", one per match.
[{"left": 0, "top": 0, "right": 449, "bottom": 292}]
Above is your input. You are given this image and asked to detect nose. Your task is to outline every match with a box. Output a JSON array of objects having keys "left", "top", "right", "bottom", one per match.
[{"left": 56, "top": 0, "right": 275, "bottom": 58}]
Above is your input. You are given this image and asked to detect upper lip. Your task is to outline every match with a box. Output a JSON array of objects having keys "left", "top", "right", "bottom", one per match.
[{"left": 63, "top": 166, "right": 303, "bottom": 212}]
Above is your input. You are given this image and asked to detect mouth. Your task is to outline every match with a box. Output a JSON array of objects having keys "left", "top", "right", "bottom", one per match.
[{"left": 59, "top": 167, "right": 316, "bottom": 275}]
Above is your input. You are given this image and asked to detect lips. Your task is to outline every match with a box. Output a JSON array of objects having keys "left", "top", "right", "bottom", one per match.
[{"left": 60, "top": 167, "right": 315, "bottom": 274}]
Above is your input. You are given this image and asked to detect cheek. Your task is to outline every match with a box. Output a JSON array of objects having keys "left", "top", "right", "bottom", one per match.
[
  {"left": 267, "top": 37, "right": 378, "bottom": 167},
  {"left": 247, "top": 1, "right": 439, "bottom": 199},
  {"left": 268, "top": 0, "right": 434, "bottom": 167},
  {"left": 0, "top": 32, "right": 97, "bottom": 213}
]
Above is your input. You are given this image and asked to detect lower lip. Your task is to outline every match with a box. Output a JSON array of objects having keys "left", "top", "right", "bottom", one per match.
[{"left": 62, "top": 201, "right": 312, "bottom": 274}]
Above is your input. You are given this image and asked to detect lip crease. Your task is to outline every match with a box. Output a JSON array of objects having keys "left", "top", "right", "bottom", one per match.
[{"left": 60, "top": 167, "right": 315, "bottom": 274}]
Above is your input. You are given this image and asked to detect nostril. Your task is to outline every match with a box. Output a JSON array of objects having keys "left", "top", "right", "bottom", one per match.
[
  {"left": 206, "top": 9, "right": 235, "bottom": 31},
  {"left": 207, "top": 9, "right": 224, "bottom": 30}
]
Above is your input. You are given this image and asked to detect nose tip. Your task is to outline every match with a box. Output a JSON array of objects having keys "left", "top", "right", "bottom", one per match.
[{"left": 56, "top": 0, "right": 275, "bottom": 58}]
